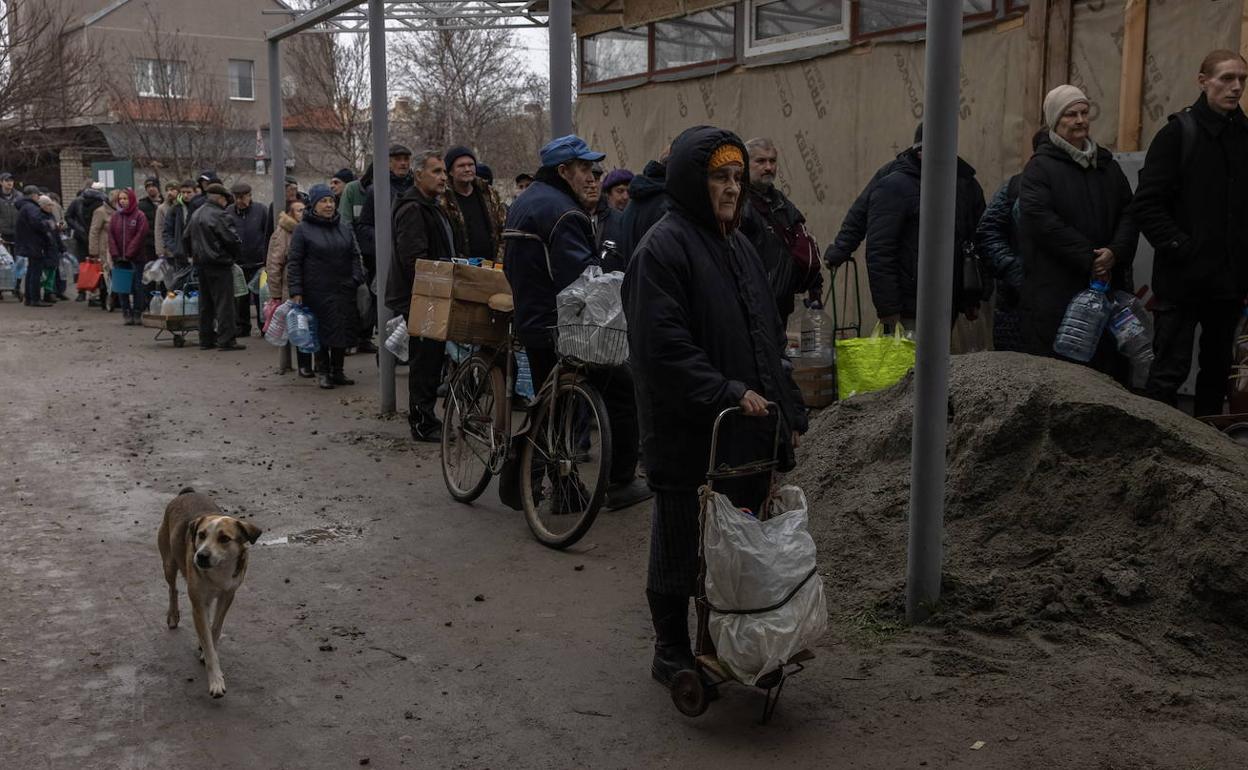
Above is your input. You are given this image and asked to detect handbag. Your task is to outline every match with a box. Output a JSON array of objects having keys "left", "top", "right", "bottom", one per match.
[
  {"left": 76, "top": 258, "right": 102, "bottom": 291},
  {"left": 834, "top": 323, "right": 916, "bottom": 400}
]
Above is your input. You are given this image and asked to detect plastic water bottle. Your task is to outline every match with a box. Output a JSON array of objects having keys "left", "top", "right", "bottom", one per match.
[
  {"left": 799, "top": 302, "right": 835, "bottom": 366},
  {"left": 515, "top": 351, "right": 535, "bottom": 401},
  {"left": 1108, "top": 291, "right": 1153, "bottom": 361},
  {"left": 1054, "top": 280, "right": 1112, "bottom": 363},
  {"left": 383, "top": 316, "right": 409, "bottom": 361},
  {"left": 161, "top": 292, "right": 181, "bottom": 316},
  {"left": 264, "top": 301, "right": 292, "bottom": 346},
  {"left": 183, "top": 292, "right": 199, "bottom": 317},
  {"left": 149, "top": 293, "right": 163, "bottom": 315}
]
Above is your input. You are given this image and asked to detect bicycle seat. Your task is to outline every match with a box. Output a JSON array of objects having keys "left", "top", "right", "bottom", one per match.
[{"left": 488, "top": 293, "right": 514, "bottom": 313}]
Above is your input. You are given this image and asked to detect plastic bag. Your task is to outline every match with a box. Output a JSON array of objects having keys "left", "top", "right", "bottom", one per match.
[
  {"left": 286, "top": 304, "right": 320, "bottom": 353},
  {"left": 556, "top": 264, "right": 626, "bottom": 329},
  {"left": 264, "top": 300, "right": 293, "bottom": 346},
  {"left": 835, "top": 323, "right": 916, "bottom": 399},
  {"left": 383, "top": 315, "right": 409, "bottom": 362},
  {"left": 59, "top": 254, "right": 76, "bottom": 284},
  {"left": 232, "top": 264, "right": 249, "bottom": 298},
  {"left": 16, "top": 255, "right": 29, "bottom": 282},
  {"left": 703, "top": 486, "right": 827, "bottom": 686},
  {"left": 356, "top": 283, "right": 371, "bottom": 319},
  {"left": 143, "top": 258, "right": 172, "bottom": 286}
]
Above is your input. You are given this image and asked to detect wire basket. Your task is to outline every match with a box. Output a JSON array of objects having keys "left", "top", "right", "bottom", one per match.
[{"left": 554, "top": 324, "right": 629, "bottom": 366}]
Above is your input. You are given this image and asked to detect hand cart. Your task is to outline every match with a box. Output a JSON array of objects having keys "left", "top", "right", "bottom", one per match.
[
  {"left": 671, "top": 405, "right": 815, "bottom": 724},
  {"left": 140, "top": 267, "right": 199, "bottom": 348}
]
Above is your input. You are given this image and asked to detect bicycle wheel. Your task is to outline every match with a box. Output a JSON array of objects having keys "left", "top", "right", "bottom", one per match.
[
  {"left": 440, "top": 354, "right": 501, "bottom": 503},
  {"left": 520, "top": 375, "right": 613, "bottom": 549}
]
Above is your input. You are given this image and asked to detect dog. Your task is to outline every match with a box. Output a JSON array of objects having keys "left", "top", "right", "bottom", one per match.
[{"left": 158, "top": 487, "right": 261, "bottom": 698}]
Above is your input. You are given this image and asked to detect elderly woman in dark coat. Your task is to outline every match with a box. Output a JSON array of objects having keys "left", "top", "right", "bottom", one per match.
[
  {"left": 623, "top": 125, "right": 808, "bottom": 690},
  {"left": 287, "top": 184, "right": 365, "bottom": 390}
]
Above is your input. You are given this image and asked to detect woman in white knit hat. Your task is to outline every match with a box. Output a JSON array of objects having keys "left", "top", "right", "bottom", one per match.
[{"left": 1016, "top": 84, "right": 1138, "bottom": 379}]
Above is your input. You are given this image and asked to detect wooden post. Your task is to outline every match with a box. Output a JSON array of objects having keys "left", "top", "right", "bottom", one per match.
[
  {"left": 1022, "top": 0, "right": 1051, "bottom": 159},
  {"left": 1117, "top": 0, "right": 1149, "bottom": 151},
  {"left": 1045, "top": 0, "right": 1074, "bottom": 90}
]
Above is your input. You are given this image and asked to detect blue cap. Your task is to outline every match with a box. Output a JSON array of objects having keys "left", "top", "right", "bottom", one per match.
[{"left": 539, "top": 135, "right": 605, "bottom": 168}]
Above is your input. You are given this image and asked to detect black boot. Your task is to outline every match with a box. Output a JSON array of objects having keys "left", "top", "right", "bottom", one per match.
[
  {"left": 647, "top": 589, "right": 694, "bottom": 689},
  {"left": 317, "top": 372, "right": 335, "bottom": 389},
  {"left": 331, "top": 369, "right": 354, "bottom": 386}
]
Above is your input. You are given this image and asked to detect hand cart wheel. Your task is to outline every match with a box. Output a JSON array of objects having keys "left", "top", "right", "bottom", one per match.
[
  {"left": 173, "top": 334, "right": 186, "bottom": 348},
  {"left": 671, "top": 669, "right": 710, "bottom": 717}
]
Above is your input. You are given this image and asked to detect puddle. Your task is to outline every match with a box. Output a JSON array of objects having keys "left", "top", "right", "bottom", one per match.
[{"left": 259, "top": 524, "right": 363, "bottom": 546}]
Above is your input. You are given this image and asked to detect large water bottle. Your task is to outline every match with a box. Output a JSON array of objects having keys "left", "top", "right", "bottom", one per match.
[
  {"left": 1053, "top": 280, "right": 1112, "bottom": 363},
  {"left": 149, "top": 293, "right": 163, "bottom": 315},
  {"left": 1108, "top": 291, "right": 1153, "bottom": 360},
  {"left": 183, "top": 292, "right": 199, "bottom": 317},
  {"left": 383, "top": 315, "right": 409, "bottom": 361},
  {"left": 799, "top": 302, "right": 835, "bottom": 366}
]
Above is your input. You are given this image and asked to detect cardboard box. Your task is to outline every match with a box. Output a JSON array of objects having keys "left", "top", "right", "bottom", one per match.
[
  {"left": 408, "top": 259, "right": 512, "bottom": 345},
  {"left": 792, "top": 362, "right": 837, "bottom": 408}
]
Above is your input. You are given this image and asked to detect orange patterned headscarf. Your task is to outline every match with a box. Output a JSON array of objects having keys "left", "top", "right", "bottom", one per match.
[{"left": 708, "top": 144, "right": 743, "bottom": 171}]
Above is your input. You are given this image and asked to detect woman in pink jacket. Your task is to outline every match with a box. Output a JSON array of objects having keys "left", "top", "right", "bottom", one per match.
[{"left": 107, "top": 187, "right": 150, "bottom": 325}]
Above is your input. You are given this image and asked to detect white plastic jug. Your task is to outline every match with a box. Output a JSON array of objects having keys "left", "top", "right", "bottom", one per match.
[
  {"left": 183, "top": 293, "right": 199, "bottom": 316},
  {"left": 149, "top": 293, "right": 163, "bottom": 315},
  {"left": 161, "top": 292, "right": 182, "bottom": 316}
]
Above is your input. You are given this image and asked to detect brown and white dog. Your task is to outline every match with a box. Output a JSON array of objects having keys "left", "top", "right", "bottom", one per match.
[{"left": 158, "top": 487, "right": 261, "bottom": 698}]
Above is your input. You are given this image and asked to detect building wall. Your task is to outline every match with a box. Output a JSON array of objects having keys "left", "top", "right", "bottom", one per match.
[{"left": 574, "top": 0, "right": 1243, "bottom": 334}]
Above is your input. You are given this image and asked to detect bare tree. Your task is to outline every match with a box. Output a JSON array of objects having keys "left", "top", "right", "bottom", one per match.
[
  {"left": 100, "top": 6, "right": 242, "bottom": 182},
  {"left": 284, "top": 32, "right": 372, "bottom": 172}
]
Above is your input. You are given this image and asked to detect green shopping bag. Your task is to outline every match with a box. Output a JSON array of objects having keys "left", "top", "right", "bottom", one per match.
[{"left": 835, "top": 323, "right": 916, "bottom": 399}]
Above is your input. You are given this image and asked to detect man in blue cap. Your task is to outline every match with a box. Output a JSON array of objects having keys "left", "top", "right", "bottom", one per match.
[{"left": 503, "top": 135, "right": 648, "bottom": 512}]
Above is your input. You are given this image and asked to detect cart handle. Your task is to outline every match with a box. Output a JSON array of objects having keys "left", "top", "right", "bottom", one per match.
[{"left": 707, "top": 403, "right": 783, "bottom": 479}]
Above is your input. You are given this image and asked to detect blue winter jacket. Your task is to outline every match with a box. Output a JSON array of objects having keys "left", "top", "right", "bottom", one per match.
[
  {"left": 14, "top": 197, "right": 55, "bottom": 267},
  {"left": 502, "top": 178, "right": 595, "bottom": 350},
  {"left": 976, "top": 177, "right": 1025, "bottom": 291}
]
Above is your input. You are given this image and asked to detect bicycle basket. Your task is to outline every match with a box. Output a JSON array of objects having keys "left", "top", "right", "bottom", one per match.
[{"left": 554, "top": 324, "right": 629, "bottom": 366}]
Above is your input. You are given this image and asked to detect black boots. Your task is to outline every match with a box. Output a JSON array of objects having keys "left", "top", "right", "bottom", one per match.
[
  {"left": 331, "top": 369, "right": 354, "bottom": 386},
  {"left": 317, "top": 371, "right": 334, "bottom": 389},
  {"left": 647, "top": 589, "right": 694, "bottom": 688}
]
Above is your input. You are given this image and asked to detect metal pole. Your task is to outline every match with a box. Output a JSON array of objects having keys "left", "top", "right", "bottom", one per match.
[
  {"left": 369, "top": 0, "right": 396, "bottom": 413},
  {"left": 268, "top": 40, "right": 291, "bottom": 375},
  {"left": 905, "top": 2, "right": 962, "bottom": 624},
  {"left": 548, "top": 0, "right": 573, "bottom": 137}
]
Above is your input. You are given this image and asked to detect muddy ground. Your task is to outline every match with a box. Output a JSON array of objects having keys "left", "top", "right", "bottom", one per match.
[{"left": 1, "top": 299, "right": 1245, "bottom": 769}]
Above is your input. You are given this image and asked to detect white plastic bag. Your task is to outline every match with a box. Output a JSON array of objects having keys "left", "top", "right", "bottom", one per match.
[
  {"left": 556, "top": 264, "right": 626, "bottom": 329},
  {"left": 383, "top": 315, "right": 409, "bottom": 362},
  {"left": 702, "top": 485, "right": 827, "bottom": 686},
  {"left": 232, "top": 263, "right": 249, "bottom": 298}
]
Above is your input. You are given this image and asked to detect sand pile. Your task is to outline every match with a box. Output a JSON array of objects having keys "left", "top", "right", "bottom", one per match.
[{"left": 795, "top": 352, "right": 1248, "bottom": 664}]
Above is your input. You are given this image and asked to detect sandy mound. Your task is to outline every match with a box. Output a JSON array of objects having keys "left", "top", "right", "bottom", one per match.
[{"left": 796, "top": 352, "right": 1248, "bottom": 666}]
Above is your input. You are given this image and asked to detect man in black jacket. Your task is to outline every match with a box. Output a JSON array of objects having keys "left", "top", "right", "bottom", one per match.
[
  {"left": 228, "top": 183, "right": 269, "bottom": 336},
  {"left": 624, "top": 125, "right": 808, "bottom": 690},
  {"left": 865, "top": 129, "right": 985, "bottom": 332},
  {"left": 186, "top": 184, "right": 244, "bottom": 351},
  {"left": 136, "top": 177, "right": 162, "bottom": 266},
  {"left": 741, "top": 136, "right": 823, "bottom": 325},
  {"left": 390, "top": 150, "right": 454, "bottom": 442},
  {"left": 616, "top": 153, "right": 669, "bottom": 264},
  {"left": 1132, "top": 50, "right": 1248, "bottom": 416},
  {"left": 356, "top": 144, "right": 415, "bottom": 354}
]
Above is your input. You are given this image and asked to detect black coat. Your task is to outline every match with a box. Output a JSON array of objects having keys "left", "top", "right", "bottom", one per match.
[
  {"left": 623, "top": 125, "right": 808, "bottom": 493},
  {"left": 67, "top": 191, "right": 104, "bottom": 253},
  {"left": 14, "top": 197, "right": 55, "bottom": 267},
  {"left": 825, "top": 157, "right": 902, "bottom": 267},
  {"left": 864, "top": 149, "right": 985, "bottom": 319},
  {"left": 228, "top": 202, "right": 269, "bottom": 268},
  {"left": 137, "top": 196, "right": 160, "bottom": 262},
  {"left": 287, "top": 211, "right": 364, "bottom": 349},
  {"left": 355, "top": 172, "right": 414, "bottom": 273},
  {"left": 185, "top": 201, "right": 241, "bottom": 269},
  {"left": 389, "top": 186, "right": 455, "bottom": 315},
  {"left": 617, "top": 159, "right": 668, "bottom": 264},
  {"left": 1130, "top": 94, "right": 1248, "bottom": 303},
  {"left": 1018, "top": 134, "right": 1137, "bottom": 357},
  {"left": 741, "top": 183, "right": 823, "bottom": 321}
]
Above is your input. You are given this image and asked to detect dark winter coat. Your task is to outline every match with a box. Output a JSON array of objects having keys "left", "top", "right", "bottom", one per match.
[
  {"left": 1130, "top": 93, "right": 1248, "bottom": 303},
  {"left": 0, "top": 190, "right": 22, "bottom": 242},
  {"left": 593, "top": 197, "right": 625, "bottom": 270},
  {"left": 442, "top": 177, "right": 506, "bottom": 261},
  {"left": 287, "top": 210, "right": 364, "bottom": 349},
  {"left": 228, "top": 202, "right": 269, "bottom": 268},
  {"left": 67, "top": 189, "right": 104, "bottom": 254},
  {"left": 14, "top": 197, "right": 55, "bottom": 267},
  {"left": 137, "top": 195, "right": 161, "bottom": 262},
  {"left": 741, "top": 183, "right": 823, "bottom": 321},
  {"left": 864, "top": 148, "right": 986, "bottom": 319},
  {"left": 185, "top": 200, "right": 241, "bottom": 269},
  {"left": 1018, "top": 134, "right": 1138, "bottom": 356},
  {"left": 355, "top": 171, "right": 414, "bottom": 274},
  {"left": 623, "top": 125, "right": 808, "bottom": 493},
  {"left": 107, "top": 190, "right": 150, "bottom": 264},
  {"left": 164, "top": 201, "right": 190, "bottom": 259},
  {"left": 976, "top": 176, "right": 1025, "bottom": 305},
  {"left": 389, "top": 186, "right": 456, "bottom": 315},
  {"left": 502, "top": 174, "right": 596, "bottom": 350},
  {"left": 616, "top": 159, "right": 668, "bottom": 264},
  {"left": 825, "top": 157, "right": 903, "bottom": 266}
]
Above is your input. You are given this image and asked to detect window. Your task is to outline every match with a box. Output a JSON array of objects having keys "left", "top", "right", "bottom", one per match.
[
  {"left": 582, "top": 27, "right": 648, "bottom": 84},
  {"left": 229, "top": 59, "right": 255, "bottom": 101},
  {"left": 747, "top": 0, "right": 848, "bottom": 56},
  {"left": 134, "top": 58, "right": 187, "bottom": 98},
  {"left": 654, "top": 7, "right": 735, "bottom": 72},
  {"left": 858, "top": 0, "right": 997, "bottom": 37}
]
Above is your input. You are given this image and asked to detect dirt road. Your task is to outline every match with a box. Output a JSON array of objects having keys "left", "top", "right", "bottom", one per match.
[{"left": 1, "top": 300, "right": 1244, "bottom": 769}]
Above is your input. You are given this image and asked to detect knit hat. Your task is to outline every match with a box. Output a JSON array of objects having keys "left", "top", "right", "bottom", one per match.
[
  {"left": 1043, "top": 85, "right": 1090, "bottom": 130},
  {"left": 600, "top": 168, "right": 634, "bottom": 193},
  {"left": 475, "top": 163, "right": 494, "bottom": 184},
  {"left": 444, "top": 145, "right": 476, "bottom": 170},
  {"left": 306, "top": 183, "right": 335, "bottom": 211},
  {"left": 144, "top": 176, "right": 160, "bottom": 188},
  {"left": 332, "top": 168, "right": 355, "bottom": 184},
  {"left": 708, "top": 144, "right": 744, "bottom": 171}
]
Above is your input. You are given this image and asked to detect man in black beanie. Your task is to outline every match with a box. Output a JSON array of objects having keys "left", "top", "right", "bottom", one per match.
[{"left": 441, "top": 145, "right": 505, "bottom": 262}]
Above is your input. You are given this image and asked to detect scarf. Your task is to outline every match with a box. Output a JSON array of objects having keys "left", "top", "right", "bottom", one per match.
[{"left": 1049, "top": 131, "right": 1098, "bottom": 169}]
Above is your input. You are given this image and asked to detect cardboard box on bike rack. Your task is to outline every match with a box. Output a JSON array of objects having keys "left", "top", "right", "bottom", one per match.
[{"left": 408, "top": 259, "right": 512, "bottom": 345}]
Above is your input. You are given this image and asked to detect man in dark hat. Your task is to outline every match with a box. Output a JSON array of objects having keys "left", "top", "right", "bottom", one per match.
[
  {"left": 228, "top": 182, "right": 268, "bottom": 335},
  {"left": 475, "top": 163, "right": 494, "bottom": 186},
  {"left": 600, "top": 168, "right": 633, "bottom": 212},
  {"left": 137, "top": 176, "right": 163, "bottom": 267},
  {"left": 514, "top": 173, "right": 534, "bottom": 194},
  {"left": 329, "top": 168, "right": 355, "bottom": 203},
  {"left": 354, "top": 143, "right": 415, "bottom": 353},
  {"left": 441, "top": 146, "right": 505, "bottom": 262},
  {"left": 186, "top": 183, "right": 244, "bottom": 351},
  {"left": 188, "top": 169, "right": 220, "bottom": 216}
]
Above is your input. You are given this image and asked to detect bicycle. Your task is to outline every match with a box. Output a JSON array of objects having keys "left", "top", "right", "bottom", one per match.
[{"left": 439, "top": 292, "right": 618, "bottom": 550}]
